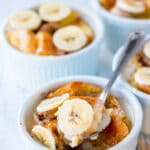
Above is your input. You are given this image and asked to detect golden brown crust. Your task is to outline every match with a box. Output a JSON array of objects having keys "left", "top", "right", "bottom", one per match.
[
  {"left": 79, "top": 116, "right": 129, "bottom": 149},
  {"left": 47, "top": 81, "right": 102, "bottom": 98},
  {"left": 99, "top": 0, "right": 116, "bottom": 9},
  {"left": 36, "top": 31, "right": 57, "bottom": 56},
  {"left": 100, "top": 115, "right": 129, "bottom": 146},
  {"left": 7, "top": 30, "right": 37, "bottom": 54}
]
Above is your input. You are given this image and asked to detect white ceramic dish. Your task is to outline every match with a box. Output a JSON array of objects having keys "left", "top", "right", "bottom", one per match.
[
  {"left": 18, "top": 76, "right": 142, "bottom": 150},
  {"left": 90, "top": 0, "right": 150, "bottom": 52},
  {"left": 113, "top": 44, "right": 150, "bottom": 135},
  {"left": 0, "top": 1, "right": 104, "bottom": 90}
]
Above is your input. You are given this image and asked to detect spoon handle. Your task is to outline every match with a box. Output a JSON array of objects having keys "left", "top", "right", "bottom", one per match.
[{"left": 100, "top": 31, "right": 145, "bottom": 103}]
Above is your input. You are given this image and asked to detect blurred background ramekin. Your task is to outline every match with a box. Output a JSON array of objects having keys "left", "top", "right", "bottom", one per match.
[
  {"left": 113, "top": 44, "right": 150, "bottom": 135},
  {"left": 0, "top": 2, "right": 104, "bottom": 90},
  {"left": 18, "top": 76, "right": 142, "bottom": 150},
  {"left": 90, "top": 0, "right": 150, "bottom": 53}
]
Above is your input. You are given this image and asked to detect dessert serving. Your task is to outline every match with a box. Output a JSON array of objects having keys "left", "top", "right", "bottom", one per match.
[
  {"left": 30, "top": 81, "right": 131, "bottom": 150},
  {"left": 6, "top": 2, "right": 94, "bottom": 56},
  {"left": 1, "top": 1, "right": 104, "bottom": 89},
  {"left": 122, "top": 40, "right": 150, "bottom": 94},
  {"left": 112, "top": 39, "right": 150, "bottom": 135},
  {"left": 99, "top": 0, "right": 150, "bottom": 19}
]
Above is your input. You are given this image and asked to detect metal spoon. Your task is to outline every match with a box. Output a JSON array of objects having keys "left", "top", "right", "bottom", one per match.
[{"left": 86, "top": 31, "right": 145, "bottom": 140}]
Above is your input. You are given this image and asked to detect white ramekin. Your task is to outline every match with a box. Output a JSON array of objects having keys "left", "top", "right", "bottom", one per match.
[
  {"left": 113, "top": 44, "right": 150, "bottom": 135},
  {"left": 18, "top": 76, "right": 142, "bottom": 150},
  {"left": 0, "top": 1, "right": 104, "bottom": 90},
  {"left": 90, "top": 0, "right": 150, "bottom": 52}
]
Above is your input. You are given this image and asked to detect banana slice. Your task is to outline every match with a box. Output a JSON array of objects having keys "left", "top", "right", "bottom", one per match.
[
  {"left": 53, "top": 26, "right": 87, "bottom": 52},
  {"left": 116, "top": 0, "right": 146, "bottom": 14},
  {"left": 134, "top": 67, "right": 150, "bottom": 86},
  {"left": 143, "top": 41, "right": 150, "bottom": 59},
  {"left": 9, "top": 10, "right": 41, "bottom": 30},
  {"left": 31, "top": 125, "right": 56, "bottom": 150},
  {"left": 37, "top": 93, "right": 69, "bottom": 113},
  {"left": 39, "top": 3, "right": 71, "bottom": 22},
  {"left": 57, "top": 98, "right": 94, "bottom": 137}
]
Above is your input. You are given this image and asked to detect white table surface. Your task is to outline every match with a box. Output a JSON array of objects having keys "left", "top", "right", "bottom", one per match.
[{"left": 0, "top": 0, "right": 113, "bottom": 149}]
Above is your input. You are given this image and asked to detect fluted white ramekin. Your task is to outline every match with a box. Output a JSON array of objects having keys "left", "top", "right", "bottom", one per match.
[
  {"left": 90, "top": 0, "right": 150, "bottom": 52},
  {"left": 18, "top": 76, "right": 142, "bottom": 150},
  {"left": 0, "top": 1, "right": 104, "bottom": 90},
  {"left": 113, "top": 43, "right": 150, "bottom": 135}
]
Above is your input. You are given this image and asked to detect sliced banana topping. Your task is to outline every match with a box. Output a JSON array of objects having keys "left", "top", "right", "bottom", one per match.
[
  {"left": 37, "top": 93, "right": 69, "bottom": 113},
  {"left": 9, "top": 10, "right": 41, "bottom": 30},
  {"left": 143, "top": 41, "right": 150, "bottom": 59},
  {"left": 134, "top": 67, "right": 150, "bottom": 86},
  {"left": 57, "top": 98, "right": 94, "bottom": 137},
  {"left": 53, "top": 26, "right": 87, "bottom": 52},
  {"left": 116, "top": 0, "right": 146, "bottom": 14},
  {"left": 39, "top": 3, "right": 71, "bottom": 22},
  {"left": 31, "top": 125, "right": 56, "bottom": 150}
]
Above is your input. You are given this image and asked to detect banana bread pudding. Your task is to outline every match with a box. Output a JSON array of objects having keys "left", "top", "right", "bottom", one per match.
[
  {"left": 123, "top": 40, "right": 150, "bottom": 94},
  {"left": 6, "top": 3, "right": 94, "bottom": 56},
  {"left": 30, "top": 81, "right": 131, "bottom": 150}
]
